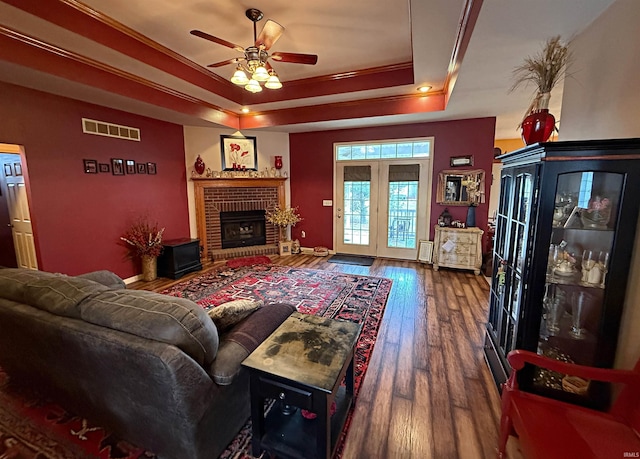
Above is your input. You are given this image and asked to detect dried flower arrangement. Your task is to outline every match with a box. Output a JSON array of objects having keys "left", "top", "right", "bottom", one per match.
[
  {"left": 510, "top": 35, "right": 572, "bottom": 119},
  {"left": 121, "top": 218, "right": 165, "bottom": 258},
  {"left": 266, "top": 206, "right": 302, "bottom": 241}
]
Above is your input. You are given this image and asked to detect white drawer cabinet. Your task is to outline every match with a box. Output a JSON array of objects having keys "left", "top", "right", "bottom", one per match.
[{"left": 432, "top": 226, "right": 484, "bottom": 275}]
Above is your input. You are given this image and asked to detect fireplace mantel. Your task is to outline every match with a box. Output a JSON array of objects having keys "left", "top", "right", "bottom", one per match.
[{"left": 192, "top": 177, "right": 287, "bottom": 259}]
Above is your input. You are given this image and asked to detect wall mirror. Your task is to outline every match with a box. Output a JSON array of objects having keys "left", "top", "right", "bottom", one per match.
[{"left": 436, "top": 169, "right": 485, "bottom": 206}]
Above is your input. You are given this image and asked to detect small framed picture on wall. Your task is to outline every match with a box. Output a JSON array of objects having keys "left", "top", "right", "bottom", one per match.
[
  {"left": 83, "top": 159, "right": 98, "bottom": 174},
  {"left": 111, "top": 158, "right": 125, "bottom": 175},
  {"left": 136, "top": 163, "right": 147, "bottom": 174},
  {"left": 125, "top": 159, "right": 136, "bottom": 174},
  {"left": 99, "top": 163, "right": 110, "bottom": 173},
  {"left": 147, "top": 162, "right": 157, "bottom": 175}
]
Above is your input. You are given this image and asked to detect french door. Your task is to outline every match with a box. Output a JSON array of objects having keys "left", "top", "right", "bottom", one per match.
[{"left": 335, "top": 160, "right": 430, "bottom": 259}]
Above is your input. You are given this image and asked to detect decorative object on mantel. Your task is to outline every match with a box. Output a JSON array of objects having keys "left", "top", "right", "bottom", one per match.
[
  {"left": 194, "top": 155, "right": 205, "bottom": 175},
  {"left": 274, "top": 155, "right": 283, "bottom": 170},
  {"left": 510, "top": 35, "right": 571, "bottom": 145},
  {"left": 120, "top": 218, "right": 165, "bottom": 281}
]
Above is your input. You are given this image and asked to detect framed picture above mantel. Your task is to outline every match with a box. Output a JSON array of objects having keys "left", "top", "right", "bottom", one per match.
[{"left": 221, "top": 135, "right": 257, "bottom": 171}]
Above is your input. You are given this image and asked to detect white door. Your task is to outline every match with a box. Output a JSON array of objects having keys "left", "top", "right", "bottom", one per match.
[
  {"left": 335, "top": 160, "right": 430, "bottom": 260},
  {"left": 2, "top": 157, "right": 38, "bottom": 269}
]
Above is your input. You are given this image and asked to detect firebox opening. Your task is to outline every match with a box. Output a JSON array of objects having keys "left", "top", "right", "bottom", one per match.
[{"left": 220, "top": 210, "right": 267, "bottom": 249}]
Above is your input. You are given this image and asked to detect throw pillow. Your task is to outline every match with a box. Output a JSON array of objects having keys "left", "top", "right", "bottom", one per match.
[{"left": 208, "top": 299, "right": 263, "bottom": 332}]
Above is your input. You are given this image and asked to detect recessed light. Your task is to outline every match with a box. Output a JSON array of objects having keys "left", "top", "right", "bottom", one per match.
[
  {"left": 241, "top": 108, "right": 250, "bottom": 114},
  {"left": 417, "top": 86, "right": 431, "bottom": 93}
]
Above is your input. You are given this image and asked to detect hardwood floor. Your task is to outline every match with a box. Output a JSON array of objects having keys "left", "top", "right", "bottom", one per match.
[{"left": 131, "top": 254, "right": 512, "bottom": 459}]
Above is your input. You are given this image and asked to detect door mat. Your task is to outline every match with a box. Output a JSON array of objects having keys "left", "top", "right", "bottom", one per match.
[{"left": 327, "top": 254, "right": 375, "bottom": 266}]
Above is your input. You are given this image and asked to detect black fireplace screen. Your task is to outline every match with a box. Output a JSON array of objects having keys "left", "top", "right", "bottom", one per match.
[{"left": 220, "top": 210, "right": 266, "bottom": 249}]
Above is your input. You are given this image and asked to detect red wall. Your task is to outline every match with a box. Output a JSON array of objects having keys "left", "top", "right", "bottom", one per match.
[
  {"left": 289, "top": 117, "right": 496, "bottom": 249},
  {"left": 0, "top": 82, "right": 190, "bottom": 278}
]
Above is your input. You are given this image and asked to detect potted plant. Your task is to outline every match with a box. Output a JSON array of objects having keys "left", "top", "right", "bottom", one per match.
[
  {"left": 266, "top": 206, "right": 302, "bottom": 255},
  {"left": 121, "top": 218, "right": 165, "bottom": 281},
  {"left": 510, "top": 35, "right": 571, "bottom": 145}
]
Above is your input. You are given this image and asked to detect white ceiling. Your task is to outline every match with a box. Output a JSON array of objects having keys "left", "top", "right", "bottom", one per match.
[{"left": 0, "top": 0, "right": 616, "bottom": 139}]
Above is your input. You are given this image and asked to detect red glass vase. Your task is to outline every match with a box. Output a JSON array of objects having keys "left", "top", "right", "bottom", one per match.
[
  {"left": 274, "top": 156, "right": 283, "bottom": 170},
  {"left": 521, "top": 109, "right": 555, "bottom": 145},
  {"left": 194, "top": 155, "right": 205, "bottom": 175}
]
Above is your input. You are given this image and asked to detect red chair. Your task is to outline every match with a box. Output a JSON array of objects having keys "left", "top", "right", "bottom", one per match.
[{"left": 498, "top": 349, "right": 640, "bottom": 458}]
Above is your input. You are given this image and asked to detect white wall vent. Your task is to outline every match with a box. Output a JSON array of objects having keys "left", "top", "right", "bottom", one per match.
[{"left": 82, "top": 118, "right": 140, "bottom": 141}]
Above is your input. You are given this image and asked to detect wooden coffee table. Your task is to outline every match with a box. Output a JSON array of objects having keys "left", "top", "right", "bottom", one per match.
[{"left": 242, "top": 311, "right": 362, "bottom": 459}]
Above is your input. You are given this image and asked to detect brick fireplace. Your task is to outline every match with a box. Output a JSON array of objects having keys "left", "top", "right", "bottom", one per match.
[{"left": 193, "top": 177, "right": 287, "bottom": 260}]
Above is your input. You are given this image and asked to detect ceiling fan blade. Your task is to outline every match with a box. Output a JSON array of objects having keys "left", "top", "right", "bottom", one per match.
[
  {"left": 190, "top": 30, "right": 244, "bottom": 52},
  {"left": 271, "top": 52, "right": 318, "bottom": 65},
  {"left": 207, "top": 58, "right": 242, "bottom": 68},
  {"left": 256, "top": 19, "right": 284, "bottom": 50}
]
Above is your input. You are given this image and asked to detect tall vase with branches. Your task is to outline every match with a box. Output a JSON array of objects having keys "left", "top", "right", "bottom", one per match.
[
  {"left": 266, "top": 206, "right": 302, "bottom": 242},
  {"left": 510, "top": 35, "right": 572, "bottom": 145},
  {"left": 121, "top": 218, "right": 165, "bottom": 281}
]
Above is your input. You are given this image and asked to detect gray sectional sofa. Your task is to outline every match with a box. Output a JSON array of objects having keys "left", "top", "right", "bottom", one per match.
[{"left": 0, "top": 268, "right": 295, "bottom": 459}]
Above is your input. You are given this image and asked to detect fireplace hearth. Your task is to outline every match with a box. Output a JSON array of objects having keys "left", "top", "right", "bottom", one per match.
[{"left": 220, "top": 210, "right": 266, "bottom": 249}]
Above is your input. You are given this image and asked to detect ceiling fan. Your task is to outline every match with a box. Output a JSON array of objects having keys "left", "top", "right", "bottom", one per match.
[{"left": 190, "top": 8, "right": 318, "bottom": 92}]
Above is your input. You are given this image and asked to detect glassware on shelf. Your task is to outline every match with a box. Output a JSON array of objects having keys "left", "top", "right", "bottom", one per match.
[
  {"left": 543, "top": 284, "right": 563, "bottom": 335},
  {"left": 570, "top": 291, "right": 589, "bottom": 339},
  {"left": 553, "top": 243, "right": 577, "bottom": 278},
  {"left": 599, "top": 251, "right": 610, "bottom": 288}
]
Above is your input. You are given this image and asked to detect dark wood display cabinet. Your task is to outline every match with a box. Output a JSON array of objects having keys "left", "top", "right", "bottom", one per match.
[{"left": 484, "top": 138, "right": 640, "bottom": 409}]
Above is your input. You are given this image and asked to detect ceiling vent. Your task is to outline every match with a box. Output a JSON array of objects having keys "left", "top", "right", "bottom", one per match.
[{"left": 82, "top": 118, "right": 140, "bottom": 141}]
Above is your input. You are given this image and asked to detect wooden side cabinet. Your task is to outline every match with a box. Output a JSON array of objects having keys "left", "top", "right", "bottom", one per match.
[{"left": 432, "top": 226, "right": 484, "bottom": 275}]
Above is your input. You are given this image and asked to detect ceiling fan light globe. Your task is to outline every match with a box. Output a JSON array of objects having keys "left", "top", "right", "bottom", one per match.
[
  {"left": 231, "top": 69, "right": 249, "bottom": 86},
  {"left": 252, "top": 65, "right": 269, "bottom": 82},
  {"left": 245, "top": 79, "right": 262, "bottom": 93},
  {"left": 265, "top": 74, "right": 282, "bottom": 89}
]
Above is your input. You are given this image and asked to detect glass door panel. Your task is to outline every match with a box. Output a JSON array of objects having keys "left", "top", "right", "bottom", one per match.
[
  {"left": 536, "top": 171, "right": 623, "bottom": 397},
  {"left": 336, "top": 163, "right": 378, "bottom": 256}
]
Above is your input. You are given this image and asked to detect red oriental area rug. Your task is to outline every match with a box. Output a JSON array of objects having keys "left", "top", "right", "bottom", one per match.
[
  {"left": 0, "top": 369, "right": 153, "bottom": 459},
  {"left": 162, "top": 264, "right": 392, "bottom": 459},
  {"left": 0, "top": 265, "right": 391, "bottom": 459}
]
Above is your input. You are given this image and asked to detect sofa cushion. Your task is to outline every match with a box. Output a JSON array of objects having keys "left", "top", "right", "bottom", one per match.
[
  {"left": 24, "top": 275, "right": 111, "bottom": 319},
  {"left": 80, "top": 290, "right": 219, "bottom": 368},
  {"left": 76, "top": 270, "right": 126, "bottom": 290},
  {"left": 0, "top": 268, "right": 109, "bottom": 318},
  {"left": 0, "top": 268, "right": 58, "bottom": 303},
  {"left": 211, "top": 303, "right": 295, "bottom": 385},
  {"left": 207, "top": 299, "right": 263, "bottom": 332}
]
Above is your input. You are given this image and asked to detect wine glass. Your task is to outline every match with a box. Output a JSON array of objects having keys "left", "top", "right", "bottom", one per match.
[
  {"left": 570, "top": 291, "right": 588, "bottom": 339},
  {"left": 599, "top": 251, "right": 610, "bottom": 288},
  {"left": 581, "top": 250, "right": 595, "bottom": 283},
  {"left": 545, "top": 285, "right": 562, "bottom": 336}
]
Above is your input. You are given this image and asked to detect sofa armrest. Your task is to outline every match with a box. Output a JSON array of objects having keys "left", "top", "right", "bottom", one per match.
[{"left": 210, "top": 303, "right": 296, "bottom": 385}]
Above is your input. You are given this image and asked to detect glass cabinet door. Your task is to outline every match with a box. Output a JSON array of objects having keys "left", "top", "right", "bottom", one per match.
[
  {"left": 489, "top": 169, "right": 534, "bottom": 363},
  {"left": 534, "top": 170, "right": 622, "bottom": 398}
]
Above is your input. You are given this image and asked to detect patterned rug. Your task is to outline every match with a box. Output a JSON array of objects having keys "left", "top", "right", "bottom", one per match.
[
  {"left": 162, "top": 264, "right": 392, "bottom": 458},
  {"left": 0, "top": 265, "right": 391, "bottom": 459},
  {"left": 0, "top": 369, "right": 153, "bottom": 459}
]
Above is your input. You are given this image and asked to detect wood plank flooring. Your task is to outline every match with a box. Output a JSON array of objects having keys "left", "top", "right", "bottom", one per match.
[{"left": 131, "top": 254, "right": 517, "bottom": 459}]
